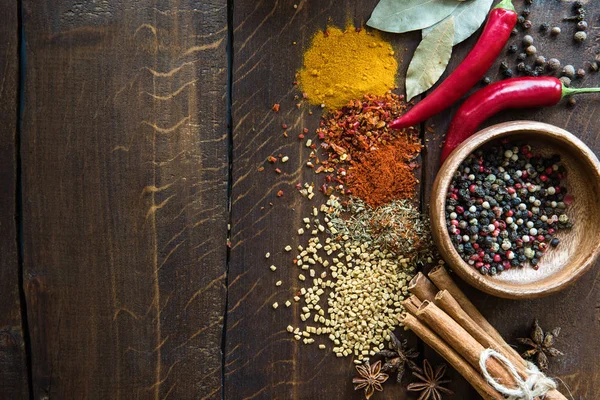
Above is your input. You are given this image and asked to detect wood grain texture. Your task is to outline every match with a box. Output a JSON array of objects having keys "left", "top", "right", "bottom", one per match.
[
  {"left": 423, "top": 0, "right": 600, "bottom": 397},
  {"left": 226, "top": 1, "right": 421, "bottom": 398},
  {"left": 0, "top": 0, "right": 30, "bottom": 398},
  {"left": 20, "top": 1, "right": 228, "bottom": 398}
]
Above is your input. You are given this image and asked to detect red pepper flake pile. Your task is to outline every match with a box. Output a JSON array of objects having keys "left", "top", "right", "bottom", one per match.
[{"left": 316, "top": 92, "right": 422, "bottom": 206}]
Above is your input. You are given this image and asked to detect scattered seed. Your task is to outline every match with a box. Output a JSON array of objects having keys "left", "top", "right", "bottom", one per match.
[
  {"left": 272, "top": 104, "right": 280, "bottom": 112},
  {"left": 525, "top": 45, "right": 537, "bottom": 56},
  {"left": 265, "top": 252, "right": 271, "bottom": 259},
  {"left": 547, "top": 58, "right": 561, "bottom": 71},
  {"left": 281, "top": 156, "right": 289, "bottom": 163},
  {"left": 574, "top": 31, "right": 587, "bottom": 42},
  {"left": 562, "top": 65, "right": 575, "bottom": 79},
  {"left": 272, "top": 302, "right": 279, "bottom": 309},
  {"left": 270, "top": 265, "right": 277, "bottom": 271}
]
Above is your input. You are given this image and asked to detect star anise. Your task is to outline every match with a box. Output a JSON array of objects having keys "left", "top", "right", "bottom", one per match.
[
  {"left": 516, "top": 319, "right": 563, "bottom": 372},
  {"left": 407, "top": 360, "right": 453, "bottom": 400},
  {"left": 352, "top": 360, "right": 389, "bottom": 399},
  {"left": 375, "top": 331, "right": 419, "bottom": 383}
]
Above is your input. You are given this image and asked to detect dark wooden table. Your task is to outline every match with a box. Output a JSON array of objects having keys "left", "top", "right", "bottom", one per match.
[{"left": 1, "top": 0, "right": 598, "bottom": 399}]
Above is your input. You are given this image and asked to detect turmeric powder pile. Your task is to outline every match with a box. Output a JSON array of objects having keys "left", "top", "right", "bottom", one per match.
[{"left": 299, "top": 26, "right": 398, "bottom": 110}]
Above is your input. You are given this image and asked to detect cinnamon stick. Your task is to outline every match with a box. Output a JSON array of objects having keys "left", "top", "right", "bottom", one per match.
[
  {"left": 401, "top": 313, "right": 503, "bottom": 400},
  {"left": 408, "top": 272, "right": 438, "bottom": 302},
  {"left": 434, "top": 290, "right": 526, "bottom": 369},
  {"left": 417, "top": 301, "right": 567, "bottom": 400},
  {"left": 401, "top": 295, "right": 421, "bottom": 317},
  {"left": 428, "top": 265, "right": 522, "bottom": 362}
]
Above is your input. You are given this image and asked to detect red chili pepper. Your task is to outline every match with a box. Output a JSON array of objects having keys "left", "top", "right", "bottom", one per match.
[
  {"left": 440, "top": 76, "right": 600, "bottom": 162},
  {"left": 390, "top": 0, "right": 517, "bottom": 130}
]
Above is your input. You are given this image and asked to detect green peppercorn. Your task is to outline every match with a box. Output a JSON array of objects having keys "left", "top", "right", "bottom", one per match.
[
  {"left": 547, "top": 58, "right": 561, "bottom": 71},
  {"left": 559, "top": 76, "right": 571, "bottom": 87},
  {"left": 562, "top": 65, "right": 575, "bottom": 79},
  {"left": 535, "top": 56, "right": 546, "bottom": 66},
  {"left": 574, "top": 31, "right": 587, "bottom": 42},
  {"left": 522, "top": 35, "right": 534, "bottom": 46}
]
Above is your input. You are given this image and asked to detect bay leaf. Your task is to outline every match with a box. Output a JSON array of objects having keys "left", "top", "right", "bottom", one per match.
[
  {"left": 423, "top": 0, "right": 494, "bottom": 45},
  {"left": 367, "top": 0, "right": 460, "bottom": 34},
  {"left": 406, "top": 16, "right": 455, "bottom": 101}
]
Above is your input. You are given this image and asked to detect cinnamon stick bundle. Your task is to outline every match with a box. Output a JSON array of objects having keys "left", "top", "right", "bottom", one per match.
[{"left": 399, "top": 266, "right": 567, "bottom": 400}]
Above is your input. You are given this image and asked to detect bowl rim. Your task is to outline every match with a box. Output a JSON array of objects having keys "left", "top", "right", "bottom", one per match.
[{"left": 430, "top": 120, "right": 600, "bottom": 299}]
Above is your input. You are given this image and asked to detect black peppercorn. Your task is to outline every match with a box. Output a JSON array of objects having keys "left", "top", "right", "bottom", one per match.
[
  {"left": 540, "top": 23, "right": 549, "bottom": 32},
  {"left": 517, "top": 53, "right": 527, "bottom": 62},
  {"left": 482, "top": 76, "right": 491, "bottom": 85},
  {"left": 500, "top": 61, "right": 509, "bottom": 71},
  {"left": 517, "top": 16, "right": 525, "bottom": 24},
  {"left": 508, "top": 44, "right": 518, "bottom": 54},
  {"left": 577, "top": 20, "right": 588, "bottom": 31}
]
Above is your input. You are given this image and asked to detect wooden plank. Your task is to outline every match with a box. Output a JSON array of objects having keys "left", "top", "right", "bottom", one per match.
[
  {"left": 0, "top": 0, "right": 30, "bottom": 398},
  {"left": 20, "top": 1, "right": 228, "bottom": 398},
  {"left": 226, "top": 1, "right": 421, "bottom": 398},
  {"left": 423, "top": 1, "right": 600, "bottom": 397}
]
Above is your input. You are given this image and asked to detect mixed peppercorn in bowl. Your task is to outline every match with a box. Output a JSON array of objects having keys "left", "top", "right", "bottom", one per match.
[{"left": 430, "top": 121, "right": 600, "bottom": 299}]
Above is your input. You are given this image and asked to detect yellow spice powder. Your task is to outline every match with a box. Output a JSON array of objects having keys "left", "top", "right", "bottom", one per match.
[{"left": 299, "top": 26, "right": 398, "bottom": 110}]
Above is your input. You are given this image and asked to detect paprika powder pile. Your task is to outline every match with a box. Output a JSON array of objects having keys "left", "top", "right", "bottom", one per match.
[
  {"left": 317, "top": 92, "right": 422, "bottom": 208},
  {"left": 346, "top": 136, "right": 421, "bottom": 208}
]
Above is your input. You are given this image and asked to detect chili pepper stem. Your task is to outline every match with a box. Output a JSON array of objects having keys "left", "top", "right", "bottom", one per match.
[
  {"left": 562, "top": 86, "right": 600, "bottom": 98},
  {"left": 494, "top": 0, "right": 515, "bottom": 12}
]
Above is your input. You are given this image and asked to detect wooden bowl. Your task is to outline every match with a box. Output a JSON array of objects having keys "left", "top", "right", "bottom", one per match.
[{"left": 430, "top": 121, "right": 600, "bottom": 299}]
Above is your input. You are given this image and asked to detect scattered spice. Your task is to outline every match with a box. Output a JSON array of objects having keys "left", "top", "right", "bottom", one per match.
[
  {"left": 298, "top": 26, "right": 398, "bottom": 110},
  {"left": 272, "top": 103, "right": 280, "bottom": 112},
  {"left": 375, "top": 331, "right": 419, "bottom": 383},
  {"left": 446, "top": 141, "right": 572, "bottom": 275},
  {"left": 329, "top": 198, "right": 434, "bottom": 264},
  {"left": 407, "top": 360, "right": 453, "bottom": 400},
  {"left": 352, "top": 360, "right": 389, "bottom": 400},
  {"left": 516, "top": 319, "right": 563, "bottom": 371}
]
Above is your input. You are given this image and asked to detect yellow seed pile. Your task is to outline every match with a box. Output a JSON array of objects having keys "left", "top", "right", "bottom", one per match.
[{"left": 276, "top": 193, "right": 414, "bottom": 363}]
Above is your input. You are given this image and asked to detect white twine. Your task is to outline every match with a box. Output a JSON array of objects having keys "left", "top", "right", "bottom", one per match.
[{"left": 479, "top": 348, "right": 557, "bottom": 400}]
